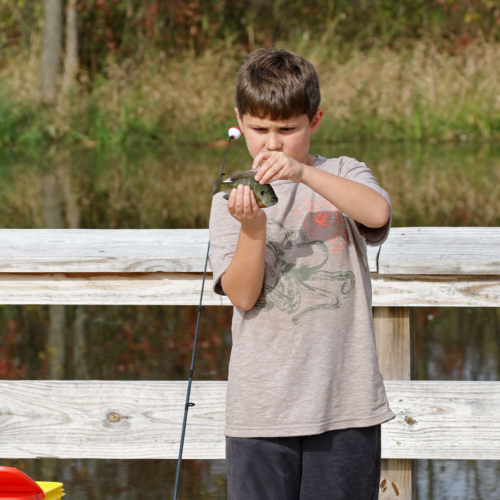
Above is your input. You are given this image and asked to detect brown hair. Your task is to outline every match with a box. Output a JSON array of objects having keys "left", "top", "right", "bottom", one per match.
[{"left": 235, "top": 48, "right": 321, "bottom": 123}]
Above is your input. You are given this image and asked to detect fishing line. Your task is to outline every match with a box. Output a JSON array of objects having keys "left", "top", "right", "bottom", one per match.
[{"left": 173, "top": 126, "right": 242, "bottom": 500}]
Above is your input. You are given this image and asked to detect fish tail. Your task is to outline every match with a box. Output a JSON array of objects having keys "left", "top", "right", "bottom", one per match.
[{"left": 210, "top": 178, "right": 220, "bottom": 198}]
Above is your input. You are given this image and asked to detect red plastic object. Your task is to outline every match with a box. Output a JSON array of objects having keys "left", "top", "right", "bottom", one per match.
[{"left": 0, "top": 467, "right": 45, "bottom": 500}]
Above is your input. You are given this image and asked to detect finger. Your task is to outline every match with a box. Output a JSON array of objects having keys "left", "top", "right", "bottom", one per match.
[
  {"left": 252, "top": 151, "right": 273, "bottom": 170},
  {"left": 243, "top": 185, "right": 252, "bottom": 216},
  {"left": 227, "top": 188, "right": 236, "bottom": 214},
  {"left": 266, "top": 167, "right": 286, "bottom": 184},
  {"left": 227, "top": 188, "right": 236, "bottom": 207},
  {"left": 255, "top": 156, "right": 278, "bottom": 183},
  {"left": 259, "top": 160, "right": 282, "bottom": 184},
  {"left": 235, "top": 184, "right": 244, "bottom": 216},
  {"left": 256, "top": 154, "right": 279, "bottom": 175},
  {"left": 250, "top": 189, "right": 259, "bottom": 212}
]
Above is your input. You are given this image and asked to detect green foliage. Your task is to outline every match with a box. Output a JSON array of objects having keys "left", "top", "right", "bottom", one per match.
[
  {"left": 0, "top": 95, "right": 43, "bottom": 147},
  {"left": 0, "top": 0, "right": 42, "bottom": 57},
  {"left": 2, "top": 1, "right": 500, "bottom": 75},
  {"left": 2, "top": 3, "right": 500, "bottom": 147}
]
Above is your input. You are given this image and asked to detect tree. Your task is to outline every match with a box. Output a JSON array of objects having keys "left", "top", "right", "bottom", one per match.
[
  {"left": 40, "top": 0, "right": 63, "bottom": 103},
  {"left": 63, "top": 0, "right": 78, "bottom": 94}
]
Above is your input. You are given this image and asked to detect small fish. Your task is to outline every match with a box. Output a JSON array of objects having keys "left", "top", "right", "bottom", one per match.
[{"left": 210, "top": 169, "right": 279, "bottom": 208}]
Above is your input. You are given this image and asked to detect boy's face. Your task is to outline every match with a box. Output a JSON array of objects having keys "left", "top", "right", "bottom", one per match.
[{"left": 235, "top": 108, "right": 323, "bottom": 167}]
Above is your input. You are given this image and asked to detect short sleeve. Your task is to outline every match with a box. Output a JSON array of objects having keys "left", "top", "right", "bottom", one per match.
[
  {"left": 208, "top": 192, "right": 241, "bottom": 295},
  {"left": 338, "top": 156, "right": 392, "bottom": 247}
]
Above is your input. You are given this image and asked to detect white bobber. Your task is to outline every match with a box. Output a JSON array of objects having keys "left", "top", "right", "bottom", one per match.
[{"left": 228, "top": 126, "right": 242, "bottom": 140}]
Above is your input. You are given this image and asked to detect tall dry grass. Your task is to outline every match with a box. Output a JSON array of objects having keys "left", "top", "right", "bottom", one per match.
[{"left": 1, "top": 39, "right": 500, "bottom": 146}]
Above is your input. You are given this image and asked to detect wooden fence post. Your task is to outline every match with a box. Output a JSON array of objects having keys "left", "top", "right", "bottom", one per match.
[{"left": 374, "top": 306, "right": 416, "bottom": 499}]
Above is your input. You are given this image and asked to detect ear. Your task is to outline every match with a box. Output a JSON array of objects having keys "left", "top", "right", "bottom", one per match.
[
  {"left": 234, "top": 107, "right": 244, "bottom": 130},
  {"left": 310, "top": 109, "right": 323, "bottom": 135}
]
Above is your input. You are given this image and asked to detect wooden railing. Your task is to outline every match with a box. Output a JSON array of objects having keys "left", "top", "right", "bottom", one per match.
[{"left": 0, "top": 227, "right": 499, "bottom": 499}]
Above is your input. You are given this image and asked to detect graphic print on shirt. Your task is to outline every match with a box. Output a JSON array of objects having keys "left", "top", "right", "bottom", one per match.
[
  {"left": 254, "top": 199, "right": 355, "bottom": 324},
  {"left": 295, "top": 196, "right": 349, "bottom": 255}
]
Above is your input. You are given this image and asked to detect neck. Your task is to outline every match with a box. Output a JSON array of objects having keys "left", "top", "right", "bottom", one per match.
[{"left": 304, "top": 153, "right": 316, "bottom": 166}]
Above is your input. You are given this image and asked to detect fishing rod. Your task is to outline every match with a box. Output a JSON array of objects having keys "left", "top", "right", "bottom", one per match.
[{"left": 173, "top": 126, "right": 242, "bottom": 500}]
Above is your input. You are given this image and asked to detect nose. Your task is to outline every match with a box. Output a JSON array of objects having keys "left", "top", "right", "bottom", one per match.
[{"left": 266, "top": 132, "right": 282, "bottom": 151}]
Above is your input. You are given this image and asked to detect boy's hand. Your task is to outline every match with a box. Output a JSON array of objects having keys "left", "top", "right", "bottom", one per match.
[
  {"left": 227, "top": 184, "right": 266, "bottom": 233},
  {"left": 251, "top": 151, "right": 307, "bottom": 184}
]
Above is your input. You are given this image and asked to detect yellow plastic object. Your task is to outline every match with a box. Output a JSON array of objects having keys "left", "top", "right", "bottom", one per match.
[{"left": 35, "top": 482, "right": 65, "bottom": 500}]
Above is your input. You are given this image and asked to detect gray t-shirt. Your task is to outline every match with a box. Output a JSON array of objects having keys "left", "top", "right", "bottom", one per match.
[{"left": 208, "top": 155, "right": 396, "bottom": 438}]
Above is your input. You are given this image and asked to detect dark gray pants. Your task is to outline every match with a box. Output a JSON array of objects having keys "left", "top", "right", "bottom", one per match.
[{"left": 226, "top": 424, "right": 381, "bottom": 500}]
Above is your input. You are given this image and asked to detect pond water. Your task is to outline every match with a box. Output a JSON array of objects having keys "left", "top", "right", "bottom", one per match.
[{"left": 0, "top": 140, "right": 499, "bottom": 499}]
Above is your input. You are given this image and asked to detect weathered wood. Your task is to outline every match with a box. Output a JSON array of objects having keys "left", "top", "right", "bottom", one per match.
[
  {"left": 383, "top": 381, "right": 500, "bottom": 460},
  {"left": 0, "top": 227, "right": 498, "bottom": 275},
  {"left": 0, "top": 229, "right": 379, "bottom": 273},
  {"left": 374, "top": 307, "right": 414, "bottom": 380},
  {"left": 0, "top": 273, "right": 229, "bottom": 305},
  {"left": 378, "top": 460, "right": 411, "bottom": 498},
  {"left": 9, "top": 227, "right": 496, "bottom": 275},
  {"left": 0, "top": 380, "right": 498, "bottom": 460},
  {"left": 0, "top": 226, "right": 497, "bottom": 282},
  {"left": 378, "top": 227, "right": 500, "bottom": 275},
  {"left": 0, "top": 229, "right": 214, "bottom": 273},
  {"left": 0, "top": 273, "right": 498, "bottom": 306},
  {"left": 371, "top": 274, "right": 500, "bottom": 306},
  {"left": 375, "top": 307, "right": 415, "bottom": 499}
]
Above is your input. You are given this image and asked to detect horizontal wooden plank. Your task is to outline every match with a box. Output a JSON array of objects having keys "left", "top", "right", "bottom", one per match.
[
  {"left": 371, "top": 274, "right": 500, "bottom": 307},
  {"left": 384, "top": 381, "right": 500, "bottom": 460},
  {"left": 0, "top": 229, "right": 212, "bottom": 273},
  {"left": 0, "top": 381, "right": 498, "bottom": 460},
  {"left": 2, "top": 227, "right": 500, "bottom": 276},
  {"left": 0, "top": 273, "right": 230, "bottom": 306},
  {"left": 379, "top": 227, "right": 500, "bottom": 275},
  {"left": 0, "top": 228, "right": 458, "bottom": 275},
  {"left": 0, "top": 273, "right": 498, "bottom": 306}
]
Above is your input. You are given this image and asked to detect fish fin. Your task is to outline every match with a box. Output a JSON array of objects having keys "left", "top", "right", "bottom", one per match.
[
  {"left": 210, "top": 178, "right": 220, "bottom": 198},
  {"left": 223, "top": 193, "right": 229, "bottom": 200},
  {"left": 229, "top": 169, "right": 257, "bottom": 181}
]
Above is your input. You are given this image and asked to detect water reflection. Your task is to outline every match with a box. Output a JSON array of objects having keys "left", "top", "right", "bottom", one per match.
[
  {"left": 0, "top": 140, "right": 499, "bottom": 231},
  {"left": 0, "top": 457, "right": 227, "bottom": 499},
  {"left": 1, "top": 141, "right": 499, "bottom": 498},
  {"left": 0, "top": 305, "right": 232, "bottom": 382}
]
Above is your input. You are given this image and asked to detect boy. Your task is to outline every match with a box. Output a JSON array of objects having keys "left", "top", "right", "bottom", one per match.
[{"left": 209, "top": 48, "right": 395, "bottom": 500}]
